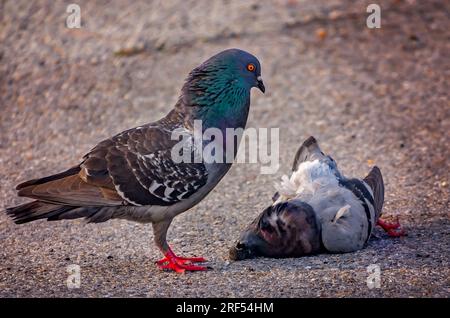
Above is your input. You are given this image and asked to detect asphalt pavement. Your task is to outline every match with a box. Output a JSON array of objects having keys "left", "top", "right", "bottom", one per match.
[{"left": 0, "top": 0, "right": 448, "bottom": 297}]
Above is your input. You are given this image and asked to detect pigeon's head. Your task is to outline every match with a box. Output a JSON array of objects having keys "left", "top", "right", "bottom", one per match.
[
  {"left": 205, "top": 48, "right": 264, "bottom": 93},
  {"left": 229, "top": 200, "right": 321, "bottom": 261},
  {"left": 181, "top": 49, "right": 265, "bottom": 108}
]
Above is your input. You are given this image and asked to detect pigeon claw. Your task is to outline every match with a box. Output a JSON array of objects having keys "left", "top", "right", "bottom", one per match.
[
  {"left": 157, "top": 261, "right": 208, "bottom": 273},
  {"left": 377, "top": 218, "right": 400, "bottom": 230},
  {"left": 377, "top": 218, "right": 406, "bottom": 237},
  {"left": 156, "top": 248, "right": 208, "bottom": 273}
]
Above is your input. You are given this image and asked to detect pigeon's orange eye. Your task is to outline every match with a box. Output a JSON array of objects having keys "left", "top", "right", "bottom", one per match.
[{"left": 247, "top": 63, "right": 256, "bottom": 72}]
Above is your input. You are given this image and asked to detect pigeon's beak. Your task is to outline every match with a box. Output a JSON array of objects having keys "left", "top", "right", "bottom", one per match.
[
  {"left": 229, "top": 240, "right": 256, "bottom": 261},
  {"left": 256, "top": 76, "right": 265, "bottom": 93}
]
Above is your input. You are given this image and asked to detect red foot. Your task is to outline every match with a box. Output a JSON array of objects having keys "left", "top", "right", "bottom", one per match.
[
  {"left": 377, "top": 218, "right": 406, "bottom": 237},
  {"left": 377, "top": 218, "right": 400, "bottom": 230},
  {"left": 156, "top": 247, "right": 208, "bottom": 273}
]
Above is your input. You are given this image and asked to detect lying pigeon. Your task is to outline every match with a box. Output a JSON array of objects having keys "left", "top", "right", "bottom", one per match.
[
  {"left": 5, "top": 48, "right": 265, "bottom": 273},
  {"left": 230, "top": 136, "right": 405, "bottom": 261}
]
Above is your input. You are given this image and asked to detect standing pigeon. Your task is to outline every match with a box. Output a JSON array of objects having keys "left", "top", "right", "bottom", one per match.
[
  {"left": 230, "top": 136, "right": 405, "bottom": 261},
  {"left": 5, "top": 48, "right": 265, "bottom": 273}
]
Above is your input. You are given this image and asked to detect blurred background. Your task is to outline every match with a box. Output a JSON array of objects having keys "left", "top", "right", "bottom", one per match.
[{"left": 0, "top": 0, "right": 449, "bottom": 297}]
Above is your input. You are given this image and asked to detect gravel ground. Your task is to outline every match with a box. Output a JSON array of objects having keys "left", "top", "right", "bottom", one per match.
[{"left": 0, "top": 0, "right": 449, "bottom": 297}]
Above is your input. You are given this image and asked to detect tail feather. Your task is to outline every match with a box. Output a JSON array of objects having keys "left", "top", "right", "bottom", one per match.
[
  {"left": 7, "top": 165, "right": 121, "bottom": 224},
  {"left": 5, "top": 201, "right": 103, "bottom": 224},
  {"left": 363, "top": 166, "right": 384, "bottom": 219},
  {"left": 6, "top": 201, "right": 76, "bottom": 224}
]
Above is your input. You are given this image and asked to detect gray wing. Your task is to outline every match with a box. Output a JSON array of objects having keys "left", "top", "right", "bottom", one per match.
[
  {"left": 291, "top": 136, "right": 337, "bottom": 171},
  {"left": 362, "top": 166, "right": 384, "bottom": 219},
  {"left": 272, "top": 136, "right": 338, "bottom": 203},
  {"left": 81, "top": 124, "right": 208, "bottom": 206}
]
